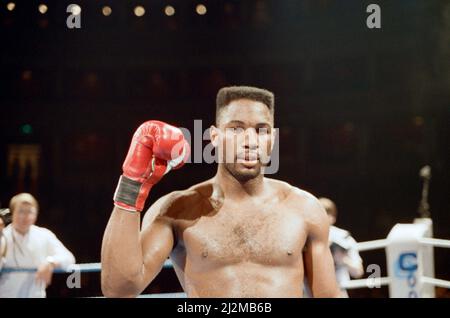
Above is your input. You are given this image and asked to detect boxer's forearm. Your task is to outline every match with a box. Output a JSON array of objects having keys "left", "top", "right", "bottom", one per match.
[{"left": 101, "top": 207, "right": 144, "bottom": 297}]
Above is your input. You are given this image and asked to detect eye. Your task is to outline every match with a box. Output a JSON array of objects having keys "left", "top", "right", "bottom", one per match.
[
  {"left": 257, "top": 127, "right": 270, "bottom": 135},
  {"left": 228, "top": 127, "right": 244, "bottom": 134}
]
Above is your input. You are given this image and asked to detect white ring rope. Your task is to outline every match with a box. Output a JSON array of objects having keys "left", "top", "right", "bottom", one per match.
[
  {"left": 419, "top": 238, "right": 450, "bottom": 249},
  {"left": 421, "top": 277, "right": 450, "bottom": 289},
  {"left": 355, "top": 239, "right": 388, "bottom": 252},
  {"left": 340, "top": 277, "right": 391, "bottom": 289},
  {"left": 1, "top": 259, "right": 172, "bottom": 274}
]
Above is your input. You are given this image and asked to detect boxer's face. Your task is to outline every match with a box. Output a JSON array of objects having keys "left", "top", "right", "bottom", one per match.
[
  {"left": 12, "top": 202, "right": 37, "bottom": 235},
  {"left": 211, "top": 99, "right": 275, "bottom": 182}
]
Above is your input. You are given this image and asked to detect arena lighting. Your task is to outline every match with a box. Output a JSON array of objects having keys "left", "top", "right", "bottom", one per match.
[
  {"left": 102, "top": 6, "right": 112, "bottom": 16},
  {"left": 6, "top": 2, "right": 15, "bottom": 11},
  {"left": 134, "top": 5, "right": 145, "bottom": 17},
  {"left": 38, "top": 4, "right": 48, "bottom": 14},
  {"left": 196, "top": 4, "right": 207, "bottom": 15},
  {"left": 164, "top": 5, "right": 175, "bottom": 17}
]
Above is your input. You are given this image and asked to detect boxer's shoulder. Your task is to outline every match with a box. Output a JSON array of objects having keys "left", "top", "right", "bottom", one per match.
[
  {"left": 266, "top": 179, "right": 318, "bottom": 206},
  {"left": 155, "top": 179, "right": 216, "bottom": 219},
  {"left": 273, "top": 181, "right": 326, "bottom": 221},
  {"left": 265, "top": 177, "right": 291, "bottom": 193}
]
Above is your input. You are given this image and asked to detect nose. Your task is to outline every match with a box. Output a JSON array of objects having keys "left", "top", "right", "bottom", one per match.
[{"left": 244, "top": 128, "right": 258, "bottom": 150}]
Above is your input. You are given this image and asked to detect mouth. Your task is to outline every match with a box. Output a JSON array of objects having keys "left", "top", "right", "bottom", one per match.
[{"left": 236, "top": 152, "right": 259, "bottom": 167}]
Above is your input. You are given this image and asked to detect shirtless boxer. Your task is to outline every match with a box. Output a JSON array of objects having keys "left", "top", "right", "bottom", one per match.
[{"left": 101, "top": 86, "right": 340, "bottom": 298}]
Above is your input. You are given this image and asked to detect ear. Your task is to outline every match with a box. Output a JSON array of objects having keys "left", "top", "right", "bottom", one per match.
[{"left": 210, "top": 125, "right": 220, "bottom": 147}]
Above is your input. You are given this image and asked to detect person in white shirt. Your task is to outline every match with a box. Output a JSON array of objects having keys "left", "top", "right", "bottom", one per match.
[
  {"left": 0, "top": 212, "right": 7, "bottom": 271},
  {"left": 0, "top": 193, "right": 75, "bottom": 298},
  {"left": 319, "top": 197, "right": 364, "bottom": 297}
]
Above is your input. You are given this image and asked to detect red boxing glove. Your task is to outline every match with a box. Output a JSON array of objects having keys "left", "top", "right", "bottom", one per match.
[{"left": 113, "top": 120, "right": 190, "bottom": 212}]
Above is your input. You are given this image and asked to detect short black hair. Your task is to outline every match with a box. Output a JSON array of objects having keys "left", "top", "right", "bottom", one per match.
[{"left": 216, "top": 86, "right": 274, "bottom": 125}]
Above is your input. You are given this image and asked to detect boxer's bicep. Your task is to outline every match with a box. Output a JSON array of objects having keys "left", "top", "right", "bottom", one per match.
[
  {"left": 139, "top": 216, "right": 174, "bottom": 291},
  {"left": 137, "top": 196, "right": 175, "bottom": 293},
  {"left": 304, "top": 202, "right": 340, "bottom": 298}
]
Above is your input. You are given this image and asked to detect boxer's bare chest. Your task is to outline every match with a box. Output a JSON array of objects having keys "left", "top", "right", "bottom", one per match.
[{"left": 172, "top": 198, "right": 308, "bottom": 266}]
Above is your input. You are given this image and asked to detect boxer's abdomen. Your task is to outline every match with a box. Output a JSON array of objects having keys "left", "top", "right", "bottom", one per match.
[{"left": 182, "top": 262, "right": 304, "bottom": 297}]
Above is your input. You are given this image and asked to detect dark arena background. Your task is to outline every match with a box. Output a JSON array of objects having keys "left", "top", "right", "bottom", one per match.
[{"left": 0, "top": 0, "right": 449, "bottom": 298}]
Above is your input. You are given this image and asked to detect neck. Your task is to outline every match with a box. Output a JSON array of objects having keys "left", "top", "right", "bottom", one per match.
[
  {"left": 214, "top": 164, "right": 265, "bottom": 199},
  {"left": 13, "top": 226, "right": 30, "bottom": 236}
]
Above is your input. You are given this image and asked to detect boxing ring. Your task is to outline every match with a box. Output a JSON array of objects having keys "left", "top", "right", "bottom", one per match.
[
  {"left": 338, "top": 167, "right": 450, "bottom": 296},
  {"left": 1, "top": 218, "right": 449, "bottom": 298},
  {"left": 340, "top": 218, "right": 450, "bottom": 296}
]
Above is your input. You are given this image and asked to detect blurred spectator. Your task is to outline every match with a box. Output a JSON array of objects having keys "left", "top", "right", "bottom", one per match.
[
  {"left": 319, "top": 197, "right": 364, "bottom": 297},
  {"left": 0, "top": 193, "right": 75, "bottom": 297},
  {"left": 0, "top": 212, "right": 7, "bottom": 271}
]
